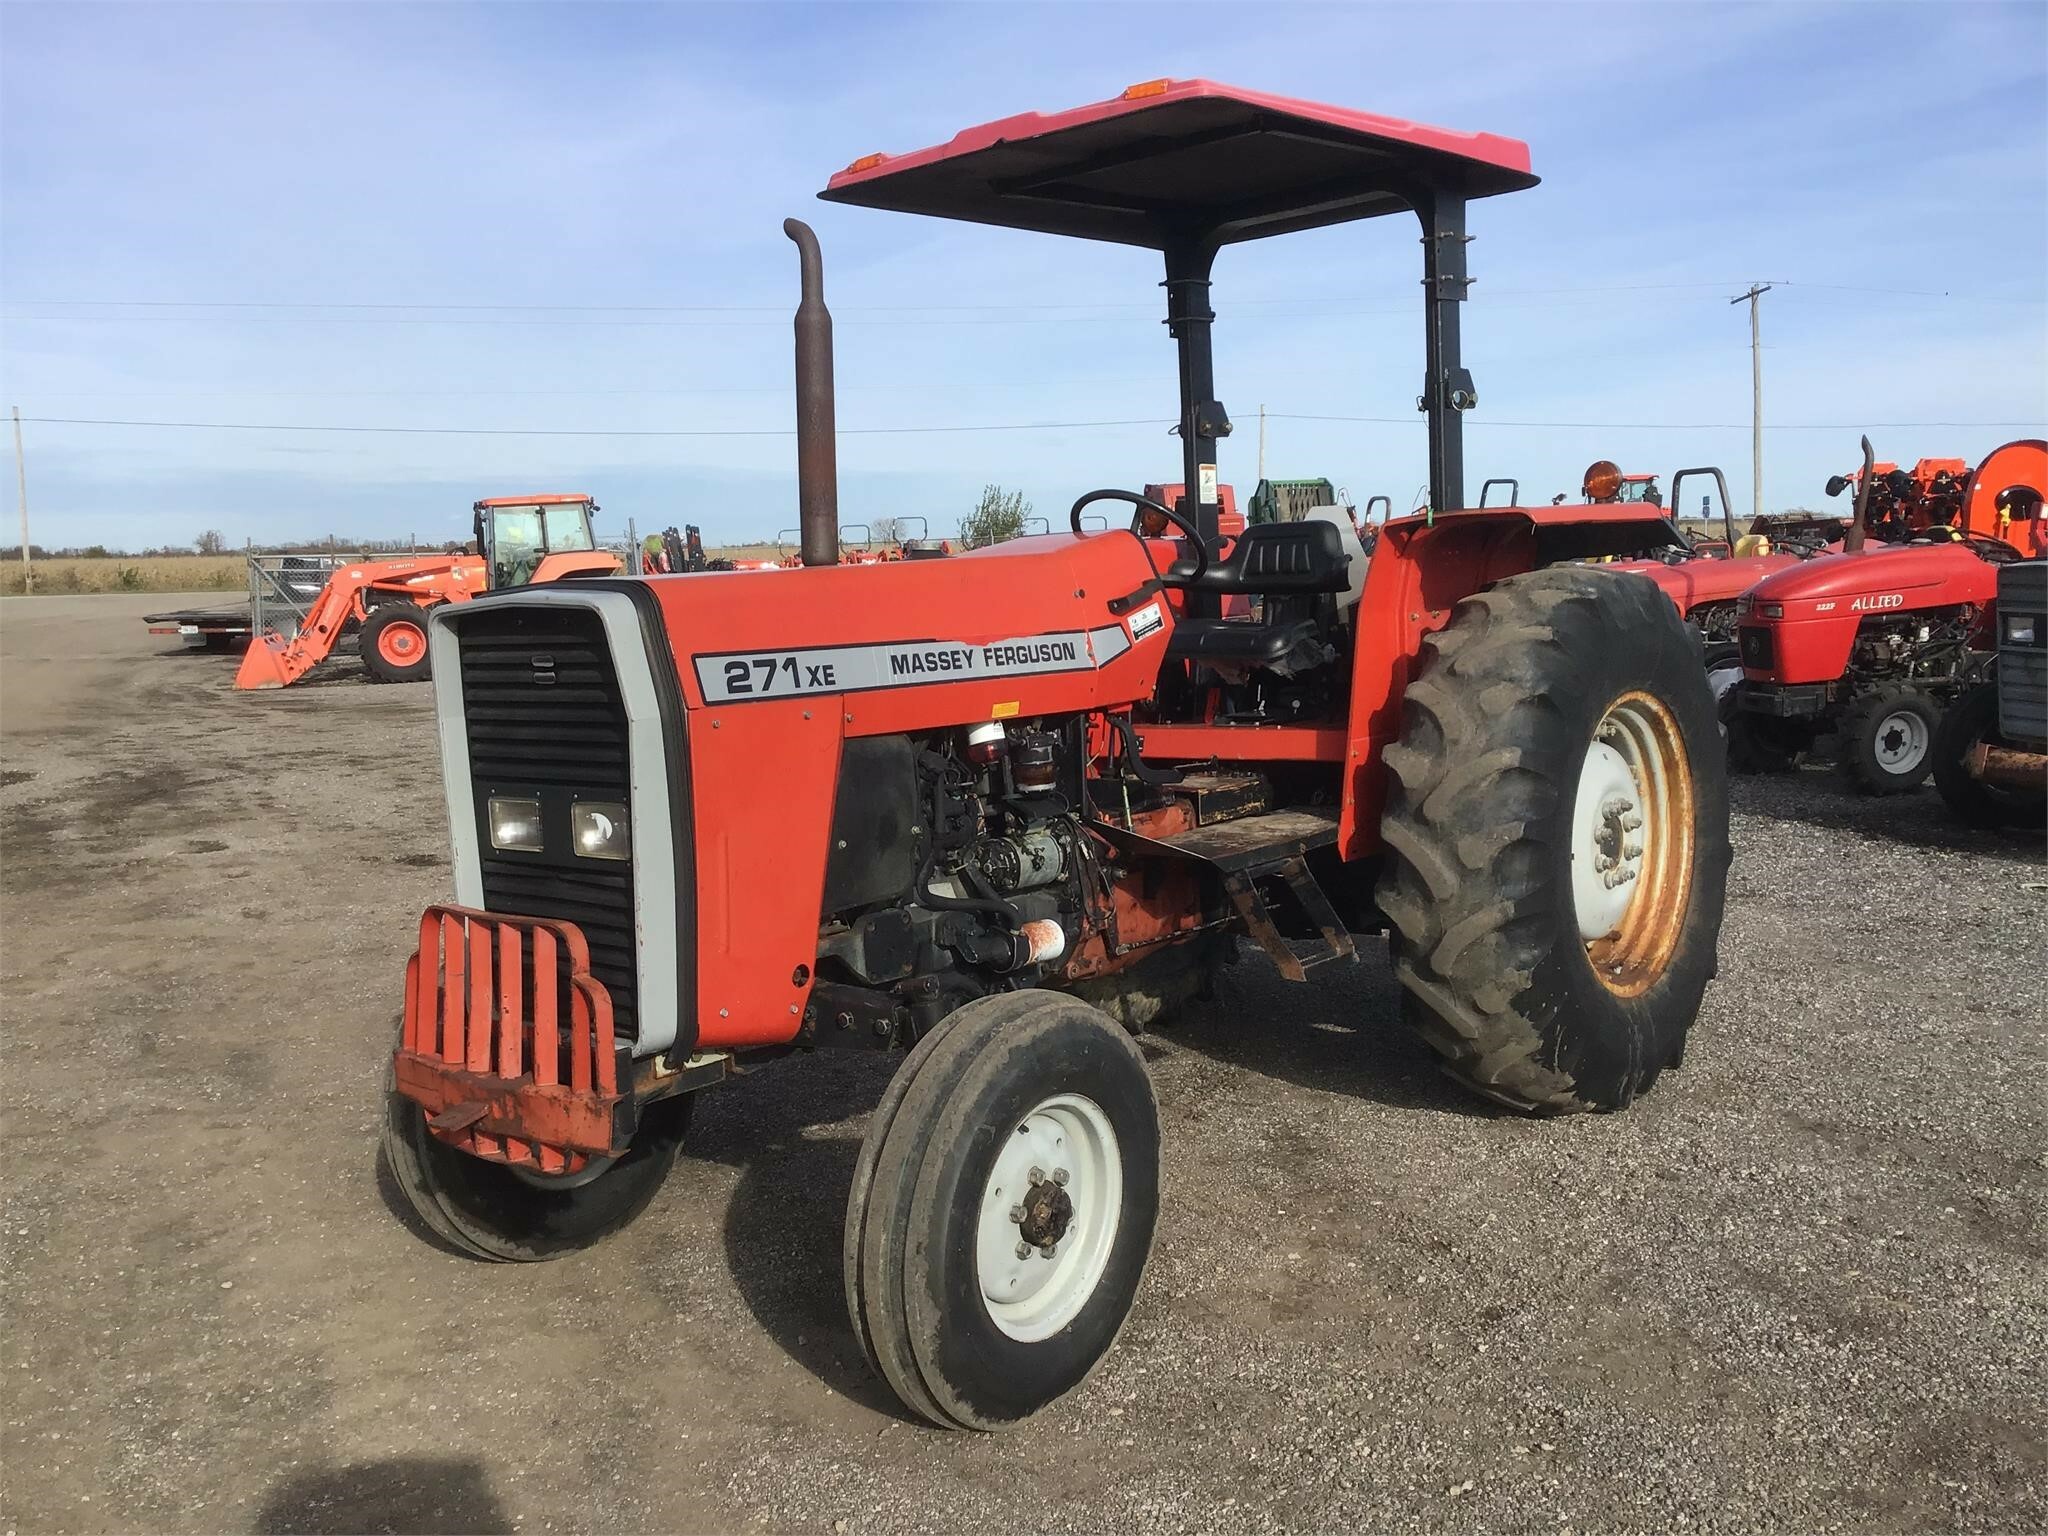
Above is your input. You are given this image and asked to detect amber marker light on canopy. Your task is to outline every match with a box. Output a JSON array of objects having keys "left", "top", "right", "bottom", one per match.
[
  {"left": 1582, "top": 460, "right": 1624, "bottom": 502},
  {"left": 1120, "top": 79, "right": 1172, "bottom": 100},
  {"left": 843, "top": 152, "right": 889, "bottom": 175}
]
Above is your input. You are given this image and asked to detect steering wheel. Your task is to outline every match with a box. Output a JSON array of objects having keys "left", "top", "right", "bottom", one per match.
[{"left": 1068, "top": 488, "right": 1210, "bottom": 581}]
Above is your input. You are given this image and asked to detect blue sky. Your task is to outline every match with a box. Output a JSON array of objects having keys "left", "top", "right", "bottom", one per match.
[{"left": 2, "top": 1, "right": 2043, "bottom": 551}]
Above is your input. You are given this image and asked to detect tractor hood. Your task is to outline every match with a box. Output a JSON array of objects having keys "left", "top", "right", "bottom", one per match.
[
  {"left": 1608, "top": 553, "right": 1800, "bottom": 613},
  {"left": 1744, "top": 543, "right": 1996, "bottom": 606}
]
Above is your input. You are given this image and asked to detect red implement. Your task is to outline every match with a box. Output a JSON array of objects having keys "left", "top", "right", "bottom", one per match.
[{"left": 394, "top": 904, "right": 623, "bottom": 1173}]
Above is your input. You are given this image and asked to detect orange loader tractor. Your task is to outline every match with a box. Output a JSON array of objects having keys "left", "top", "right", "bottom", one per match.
[
  {"left": 380, "top": 81, "right": 1732, "bottom": 1430},
  {"left": 234, "top": 495, "right": 621, "bottom": 689}
]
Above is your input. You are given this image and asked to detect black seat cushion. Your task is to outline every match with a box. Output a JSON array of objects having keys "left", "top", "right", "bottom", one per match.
[
  {"left": 1182, "top": 520, "right": 1350, "bottom": 596},
  {"left": 1165, "top": 616, "right": 1323, "bottom": 666}
]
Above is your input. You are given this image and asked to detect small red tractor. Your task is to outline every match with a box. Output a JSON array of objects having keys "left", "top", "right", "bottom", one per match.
[
  {"left": 235, "top": 495, "right": 621, "bottom": 688},
  {"left": 380, "top": 80, "right": 1731, "bottom": 1429},
  {"left": 1932, "top": 558, "right": 2047, "bottom": 827},
  {"left": 1733, "top": 437, "right": 2048, "bottom": 788}
]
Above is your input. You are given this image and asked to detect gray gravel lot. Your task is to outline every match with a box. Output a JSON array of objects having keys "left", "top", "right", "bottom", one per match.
[{"left": 2, "top": 592, "right": 2043, "bottom": 1535}]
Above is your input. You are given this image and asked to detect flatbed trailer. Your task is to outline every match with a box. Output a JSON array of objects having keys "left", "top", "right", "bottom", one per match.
[{"left": 144, "top": 606, "right": 253, "bottom": 651}]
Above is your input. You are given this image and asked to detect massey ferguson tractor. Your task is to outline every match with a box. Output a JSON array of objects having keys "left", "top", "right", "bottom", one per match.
[
  {"left": 380, "top": 80, "right": 1732, "bottom": 1430},
  {"left": 1733, "top": 437, "right": 2048, "bottom": 788}
]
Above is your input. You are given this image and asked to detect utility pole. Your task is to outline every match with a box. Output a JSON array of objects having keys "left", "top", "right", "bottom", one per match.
[
  {"left": 1257, "top": 403, "right": 1267, "bottom": 483},
  {"left": 1730, "top": 284, "right": 1771, "bottom": 522},
  {"left": 11, "top": 407, "right": 30, "bottom": 594}
]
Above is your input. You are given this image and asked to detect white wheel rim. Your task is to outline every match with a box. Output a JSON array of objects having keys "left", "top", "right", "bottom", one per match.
[
  {"left": 1872, "top": 708, "right": 1928, "bottom": 772},
  {"left": 975, "top": 1093, "right": 1122, "bottom": 1344},
  {"left": 1571, "top": 734, "right": 1652, "bottom": 944}
]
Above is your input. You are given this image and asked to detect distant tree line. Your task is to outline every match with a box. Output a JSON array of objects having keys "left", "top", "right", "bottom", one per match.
[{"left": 5, "top": 532, "right": 439, "bottom": 561}]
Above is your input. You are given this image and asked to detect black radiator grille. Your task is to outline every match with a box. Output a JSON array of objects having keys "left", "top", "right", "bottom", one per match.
[{"left": 458, "top": 607, "right": 639, "bottom": 1039}]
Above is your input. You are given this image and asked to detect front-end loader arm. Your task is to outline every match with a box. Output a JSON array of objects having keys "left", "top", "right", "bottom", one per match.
[{"left": 234, "top": 555, "right": 474, "bottom": 689}]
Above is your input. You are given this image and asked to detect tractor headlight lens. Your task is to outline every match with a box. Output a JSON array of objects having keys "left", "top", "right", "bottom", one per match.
[
  {"left": 1759, "top": 602, "right": 1785, "bottom": 620},
  {"left": 571, "top": 801, "right": 630, "bottom": 861},
  {"left": 2006, "top": 614, "right": 2039, "bottom": 647},
  {"left": 488, "top": 796, "right": 544, "bottom": 852}
]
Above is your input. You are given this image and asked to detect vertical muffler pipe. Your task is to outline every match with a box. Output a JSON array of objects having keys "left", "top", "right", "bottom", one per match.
[
  {"left": 784, "top": 218, "right": 839, "bottom": 568},
  {"left": 1844, "top": 434, "right": 1875, "bottom": 554}
]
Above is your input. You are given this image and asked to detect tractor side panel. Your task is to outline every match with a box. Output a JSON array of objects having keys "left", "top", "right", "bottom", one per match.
[
  {"left": 687, "top": 698, "right": 844, "bottom": 1049},
  {"left": 642, "top": 535, "right": 1173, "bottom": 735},
  {"left": 644, "top": 535, "right": 1177, "bottom": 1049},
  {"left": 1338, "top": 515, "right": 1535, "bottom": 858}
]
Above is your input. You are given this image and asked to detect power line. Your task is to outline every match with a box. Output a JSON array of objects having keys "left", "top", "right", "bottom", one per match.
[
  {"left": 0, "top": 285, "right": 1758, "bottom": 314},
  {"left": 19, "top": 412, "right": 2038, "bottom": 439},
  {"left": 17, "top": 414, "right": 1174, "bottom": 438},
  {"left": 1266, "top": 413, "right": 2040, "bottom": 431},
  {"left": 5, "top": 279, "right": 2035, "bottom": 326},
  {"left": 11, "top": 281, "right": 2041, "bottom": 310}
]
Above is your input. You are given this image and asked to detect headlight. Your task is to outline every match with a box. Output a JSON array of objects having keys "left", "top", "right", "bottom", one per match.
[
  {"left": 488, "top": 795, "right": 544, "bottom": 852},
  {"left": 2006, "top": 614, "right": 2039, "bottom": 647},
  {"left": 572, "top": 801, "right": 630, "bottom": 861},
  {"left": 1759, "top": 602, "right": 1785, "bottom": 619}
]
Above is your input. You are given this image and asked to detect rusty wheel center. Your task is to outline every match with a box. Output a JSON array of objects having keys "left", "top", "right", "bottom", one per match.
[
  {"left": 1017, "top": 1179, "right": 1074, "bottom": 1249},
  {"left": 1575, "top": 691, "right": 1695, "bottom": 998}
]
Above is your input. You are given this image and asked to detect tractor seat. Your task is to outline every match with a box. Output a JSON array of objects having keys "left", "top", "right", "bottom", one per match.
[
  {"left": 1166, "top": 615, "right": 1323, "bottom": 667},
  {"left": 1162, "top": 520, "right": 1350, "bottom": 672},
  {"left": 1181, "top": 519, "right": 1351, "bottom": 595}
]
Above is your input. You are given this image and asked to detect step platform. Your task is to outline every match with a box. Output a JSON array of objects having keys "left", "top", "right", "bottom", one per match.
[{"left": 1096, "top": 805, "right": 1356, "bottom": 981}]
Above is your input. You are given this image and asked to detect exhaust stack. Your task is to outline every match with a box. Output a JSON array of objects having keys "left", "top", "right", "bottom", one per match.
[
  {"left": 1844, "top": 435, "right": 1875, "bottom": 554},
  {"left": 784, "top": 219, "right": 840, "bottom": 568}
]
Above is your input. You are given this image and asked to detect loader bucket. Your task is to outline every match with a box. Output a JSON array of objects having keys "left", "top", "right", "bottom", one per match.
[{"left": 234, "top": 633, "right": 307, "bottom": 690}]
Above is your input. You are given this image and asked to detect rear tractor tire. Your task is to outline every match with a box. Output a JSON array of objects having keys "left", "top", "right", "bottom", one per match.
[
  {"left": 1375, "top": 566, "right": 1732, "bottom": 1113},
  {"left": 360, "top": 601, "right": 435, "bottom": 684},
  {"left": 1840, "top": 685, "right": 1939, "bottom": 795},
  {"left": 845, "top": 992, "right": 1160, "bottom": 1429}
]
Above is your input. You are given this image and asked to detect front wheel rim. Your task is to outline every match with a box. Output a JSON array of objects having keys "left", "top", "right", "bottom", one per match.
[
  {"left": 1571, "top": 692, "right": 1696, "bottom": 997},
  {"left": 975, "top": 1093, "right": 1122, "bottom": 1344},
  {"left": 1873, "top": 709, "right": 1929, "bottom": 772},
  {"left": 377, "top": 621, "right": 425, "bottom": 665}
]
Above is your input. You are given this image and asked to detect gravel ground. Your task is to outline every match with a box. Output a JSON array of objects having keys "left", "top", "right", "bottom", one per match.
[{"left": 2, "top": 592, "right": 2043, "bottom": 1535}]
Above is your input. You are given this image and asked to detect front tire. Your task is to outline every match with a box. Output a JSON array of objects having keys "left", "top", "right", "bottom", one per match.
[
  {"left": 1840, "top": 686, "right": 1938, "bottom": 794},
  {"left": 360, "top": 601, "right": 434, "bottom": 684},
  {"left": 381, "top": 1070, "right": 689, "bottom": 1261},
  {"left": 1932, "top": 681, "right": 2044, "bottom": 828},
  {"left": 1375, "top": 567, "right": 1731, "bottom": 1113},
  {"left": 845, "top": 992, "right": 1159, "bottom": 1429}
]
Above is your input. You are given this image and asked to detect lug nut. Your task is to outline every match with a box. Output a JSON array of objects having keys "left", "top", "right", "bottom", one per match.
[
  {"left": 1052, "top": 1168, "right": 1070, "bottom": 1187},
  {"left": 1015, "top": 1241, "right": 1033, "bottom": 1260},
  {"left": 1622, "top": 841, "right": 1643, "bottom": 860},
  {"left": 1009, "top": 1203, "right": 1027, "bottom": 1224},
  {"left": 1039, "top": 1243, "right": 1058, "bottom": 1260},
  {"left": 1621, "top": 812, "right": 1644, "bottom": 831},
  {"left": 1028, "top": 1166, "right": 1045, "bottom": 1186},
  {"left": 1594, "top": 853, "right": 1616, "bottom": 872}
]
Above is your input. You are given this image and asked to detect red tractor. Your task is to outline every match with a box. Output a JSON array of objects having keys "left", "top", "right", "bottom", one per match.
[
  {"left": 380, "top": 80, "right": 1731, "bottom": 1429},
  {"left": 1733, "top": 437, "right": 2048, "bottom": 789}
]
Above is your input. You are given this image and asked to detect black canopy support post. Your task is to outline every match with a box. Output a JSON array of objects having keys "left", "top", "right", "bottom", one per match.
[
  {"left": 1162, "top": 235, "right": 1226, "bottom": 552},
  {"left": 1415, "top": 191, "right": 1473, "bottom": 515}
]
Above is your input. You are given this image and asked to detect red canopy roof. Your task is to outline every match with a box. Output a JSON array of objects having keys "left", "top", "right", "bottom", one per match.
[{"left": 821, "top": 79, "right": 1537, "bottom": 248}]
